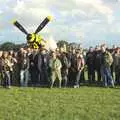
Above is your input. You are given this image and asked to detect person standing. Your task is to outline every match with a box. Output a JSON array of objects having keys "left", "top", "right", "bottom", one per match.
[
  {"left": 74, "top": 51, "right": 85, "bottom": 88},
  {"left": 19, "top": 50, "right": 29, "bottom": 87},
  {"left": 101, "top": 45, "right": 114, "bottom": 87},
  {"left": 0, "top": 51, "right": 3, "bottom": 86},
  {"left": 114, "top": 48, "right": 120, "bottom": 85},
  {"left": 2, "top": 52, "right": 12, "bottom": 88},
  {"left": 69, "top": 48, "right": 77, "bottom": 86},
  {"left": 60, "top": 52, "right": 70, "bottom": 87},
  {"left": 29, "top": 48, "right": 39, "bottom": 86},
  {"left": 94, "top": 46, "right": 102, "bottom": 84},
  {"left": 49, "top": 51, "right": 62, "bottom": 88},
  {"left": 38, "top": 48, "right": 49, "bottom": 86},
  {"left": 86, "top": 47, "right": 95, "bottom": 84}
]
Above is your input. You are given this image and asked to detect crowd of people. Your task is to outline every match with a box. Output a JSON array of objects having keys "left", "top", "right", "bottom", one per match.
[{"left": 0, "top": 44, "right": 120, "bottom": 89}]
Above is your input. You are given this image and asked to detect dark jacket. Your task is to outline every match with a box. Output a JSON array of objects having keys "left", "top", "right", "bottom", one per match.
[
  {"left": 36, "top": 53, "right": 49, "bottom": 72},
  {"left": 94, "top": 50, "right": 102, "bottom": 69},
  {"left": 86, "top": 51, "right": 95, "bottom": 68},
  {"left": 19, "top": 53, "right": 29, "bottom": 70}
]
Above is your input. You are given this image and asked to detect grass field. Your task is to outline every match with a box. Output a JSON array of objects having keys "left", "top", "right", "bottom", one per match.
[{"left": 0, "top": 87, "right": 120, "bottom": 120}]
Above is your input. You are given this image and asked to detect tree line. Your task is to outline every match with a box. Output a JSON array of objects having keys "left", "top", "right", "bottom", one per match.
[{"left": 0, "top": 40, "right": 80, "bottom": 51}]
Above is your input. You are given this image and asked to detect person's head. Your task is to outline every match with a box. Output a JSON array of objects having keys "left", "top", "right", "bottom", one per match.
[
  {"left": 41, "top": 48, "right": 47, "bottom": 55},
  {"left": 2, "top": 51, "right": 8, "bottom": 59},
  {"left": 9, "top": 50, "right": 14, "bottom": 56},
  {"left": 23, "top": 49, "right": 27, "bottom": 54},
  {"left": 95, "top": 45, "right": 100, "bottom": 51},
  {"left": 13, "top": 52, "right": 18, "bottom": 58},
  {"left": 59, "top": 47, "right": 64, "bottom": 53},
  {"left": 83, "top": 51, "right": 86, "bottom": 56},
  {"left": 72, "top": 49, "right": 76, "bottom": 54},
  {"left": 101, "top": 45, "right": 106, "bottom": 53},
  {"left": 116, "top": 47, "right": 120, "bottom": 54},
  {"left": 51, "top": 51, "right": 57, "bottom": 59},
  {"left": 62, "top": 52, "right": 67, "bottom": 57},
  {"left": 27, "top": 47, "right": 33, "bottom": 53},
  {"left": 56, "top": 48, "right": 60, "bottom": 53},
  {"left": 0, "top": 51, "right": 3, "bottom": 57},
  {"left": 76, "top": 51, "right": 80, "bottom": 58},
  {"left": 33, "top": 48, "right": 38, "bottom": 53},
  {"left": 20, "top": 47, "right": 24, "bottom": 53},
  {"left": 89, "top": 47, "right": 94, "bottom": 52},
  {"left": 112, "top": 45, "right": 117, "bottom": 49}
]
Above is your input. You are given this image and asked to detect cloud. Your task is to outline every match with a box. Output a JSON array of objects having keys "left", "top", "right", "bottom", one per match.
[
  {"left": 13, "top": 0, "right": 26, "bottom": 15},
  {"left": 0, "top": 10, "right": 3, "bottom": 14},
  {"left": 0, "top": 0, "right": 120, "bottom": 47}
]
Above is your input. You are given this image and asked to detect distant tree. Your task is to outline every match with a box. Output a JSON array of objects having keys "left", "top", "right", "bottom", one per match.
[
  {"left": 0, "top": 42, "right": 16, "bottom": 51},
  {"left": 57, "top": 40, "right": 69, "bottom": 48},
  {"left": 69, "top": 42, "right": 78, "bottom": 49},
  {"left": 0, "top": 42, "right": 28, "bottom": 51}
]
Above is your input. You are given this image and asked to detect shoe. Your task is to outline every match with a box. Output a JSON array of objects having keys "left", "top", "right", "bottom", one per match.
[
  {"left": 74, "top": 85, "right": 79, "bottom": 88},
  {"left": 7, "top": 86, "right": 11, "bottom": 89}
]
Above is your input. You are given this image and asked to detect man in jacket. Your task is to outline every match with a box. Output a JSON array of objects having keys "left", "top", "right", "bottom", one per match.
[
  {"left": 60, "top": 52, "right": 70, "bottom": 87},
  {"left": 49, "top": 51, "right": 62, "bottom": 88},
  {"left": 74, "top": 51, "right": 85, "bottom": 88},
  {"left": 86, "top": 47, "right": 95, "bottom": 84},
  {"left": 101, "top": 44, "right": 114, "bottom": 87},
  {"left": 114, "top": 48, "right": 120, "bottom": 85},
  {"left": 19, "top": 50, "right": 29, "bottom": 87}
]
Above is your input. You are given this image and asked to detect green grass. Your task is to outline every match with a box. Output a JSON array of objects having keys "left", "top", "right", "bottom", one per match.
[{"left": 0, "top": 87, "right": 120, "bottom": 120}]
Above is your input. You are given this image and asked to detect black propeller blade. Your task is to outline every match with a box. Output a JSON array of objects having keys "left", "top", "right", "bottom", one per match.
[
  {"left": 35, "top": 16, "right": 52, "bottom": 34},
  {"left": 13, "top": 20, "right": 28, "bottom": 35}
]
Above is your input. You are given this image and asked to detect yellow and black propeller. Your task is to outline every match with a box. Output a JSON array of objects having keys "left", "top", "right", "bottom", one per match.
[
  {"left": 12, "top": 20, "right": 28, "bottom": 35},
  {"left": 12, "top": 16, "right": 52, "bottom": 49}
]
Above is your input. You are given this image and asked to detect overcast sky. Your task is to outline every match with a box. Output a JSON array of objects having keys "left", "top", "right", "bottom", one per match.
[{"left": 0, "top": 0, "right": 120, "bottom": 47}]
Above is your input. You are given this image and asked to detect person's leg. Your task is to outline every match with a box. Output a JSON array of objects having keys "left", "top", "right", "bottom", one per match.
[
  {"left": 24, "top": 70, "right": 29, "bottom": 87},
  {"left": 92, "top": 69, "right": 95, "bottom": 83},
  {"left": 57, "top": 71, "right": 62, "bottom": 88},
  {"left": 50, "top": 72, "right": 56, "bottom": 88},
  {"left": 7, "top": 71, "right": 11, "bottom": 88},
  {"left": 88, "top": 67, "right": 91, "bottom": 83},
  {"left": 64, "top": 76, "right": 68, "bottom": 87},
  {"left": 75, "top": 71, "right": 81, "bottom": 88},
  {"left": 96, "top": 68, "right": 101, "bottom": 82},
  {"left": 0, "top": 72, "right": 2, "bottom": 86},
  {"left": 41, "top": 70, "right": 48, "bottom": 86},
  {"left": 62, "top": 69, "right": 68, "bottom": 87},
  {"left": 5, "top": 71, "right": 11, "bottom": 88},
  {"left": 115, "top": 67, "right": 119, "bottom": 85},
  {"left": 106, "top": 68, "right": 114, "bottom": 87},
  {"left": 110, "top": 64, "right": 114, "bottom": 78},
  {"left": 9, "top": 71, "right": 13, "bottom": 86},
  {"left": 101, "top": 67, "right": 107, "bottom": 87},
  {"left": 20, "top": 70, "right": 24, "bottom": 87},
  {"left": 118, "top": 70, "right": 120, "bottom": 85},
  {"left": 81, "top": 69, "right": 85, "bottom": 83}
]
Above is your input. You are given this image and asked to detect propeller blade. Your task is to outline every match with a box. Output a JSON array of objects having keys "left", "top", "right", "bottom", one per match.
[
  {"left": 35, "top": 16, "right": 52, "bottom": 34},
  {"left": 12, "top": 20, "right": 28, "bottom": 35}
]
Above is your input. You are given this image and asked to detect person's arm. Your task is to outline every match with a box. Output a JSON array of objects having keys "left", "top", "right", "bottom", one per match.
[
  {"left": 58, "top": 59, "right": 62, "bottom": 70},
  {"left": 108, "top": 52, "right": 113, "bottom": 66},
  {"left": 80, "top": 58, "right": 85, "bottom": 71}
]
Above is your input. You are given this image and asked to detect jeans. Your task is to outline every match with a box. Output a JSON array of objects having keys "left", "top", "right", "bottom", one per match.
[
  {"left": 115, "top": 66, "right": 120, "bottom": 85},
  {"left": 75, "top": 70, "right": 81, "bottom": 86},
  {"left": 3, "top": 71, "right": 11, "bottom": 87},
  {"left": 20, "top": 69, "right": 29, "bottom": 87},
  {"left": 101, "top": 66, "right": 114, "bottom": 87},
  {"left": 50, "top": 70, "right": 62, "bottom": 88},
  {"left": 62, "top": 69, "right": 68, "bottom": 87},
  {"left": 88, "top": 66, "right": 95, "bottom": 83}
]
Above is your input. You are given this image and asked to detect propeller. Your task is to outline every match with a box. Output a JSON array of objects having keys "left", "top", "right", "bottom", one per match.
[
  {"left": 12, "top": 20, "right": 28, "bottom": 35},
  {"left": 35, "top": 16, "right": 52, "bottom": 34},
  {"left": 12, "top": 16, "right": 52, "bottom": 49}
]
